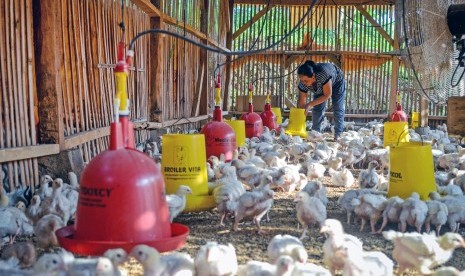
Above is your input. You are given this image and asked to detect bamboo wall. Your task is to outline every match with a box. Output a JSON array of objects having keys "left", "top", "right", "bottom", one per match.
[
  {"left": 0, "top": 0, "right": 230, "bottom": 189},
  {"left": 229, "top": 3, "right": 448, "bottom": 122},
  {"left": 0, "top": 0, "right": 37, "bottom": 191},
  {"left": 56, "top": 0, "right": 149, "bottom": 161}
]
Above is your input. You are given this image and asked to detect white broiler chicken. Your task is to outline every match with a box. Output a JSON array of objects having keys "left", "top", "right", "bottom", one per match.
[
  {"left": 103, "top": 248, "right": 128, "bottom": 268},
  {"left": 377, "top": 196, "right": 404, "bottom": 233},
  {"left": 398, "top": 192, "right": 428, "bottom": 232},
  {"left": 26, "top": 195, "right": 42, "bottom": 224},
  {"left": 130, "top": 244, "right": 194, "bottom": 276},
  {"left": 0, "top": 241, "right": 36, "bottom": 268},
  {"left": 212, "top": 179, "right": 246, "bottom": 226},
  {"left": 237, "top": 255, "right": 295, "bottom": 276},
  {"left": 358, "top": 160, "right": 380, "bottom": 189},
  {"left": 383, "top": 230, "right": 465, "bottom": 274},
  {"left": 301, "top": 180, "right": 328, "bottom": 206},
  {"left": 166, "top": 185, "right": 193, "bottom": 223},
  {"left": 295, "top": 192, "right": 327, "bottom": 240},
  {"left": 41, "top": 178, "right": 72, "bottom": 225},
  {"left": 425, "top": 199, "right": 449, "bottom": 236},
  {"left": 327, "top": 156, "right": 343, "bottom": 170},
  {"left": 435, "top": 170, "right": 457, "bottom": 187},
  {"left": 320, "top": 219, "right": 363, "bottom": 275},
  {"left": 267, "top": 234, "right": 308, "bottom": 264},
  {"left": 437, "top": 183, "right": 464, "bottom": 197},
  {"left": 33, "top": 214, "right": 64, "bottom": 250},
  {"left": 37, "top": 175, "right": 54, "bottom": 200},
  {"left": 339, "top": 242, "right": 394, "bottom": 276},
  {"left": 194, "top": 241, "right": 238, "bottom": 276},
  {"left": 305, "top": 162, "right": 326, "bottom": 180},
  {"left": 0, "top": 206, "right": 33, "bottom": 245},
  {"left": 233, "top": 179, "right": 274, "bottom": 234},
  {"left": 352, "top": 193, "right": 387, "bottom": 233},
  {"left": 33, "top": 253, "right": 66, "bottom": 275},
  {"left": 337, "top": 188, "right": 386, "bottom": 225},
  {"left": 328, "top": 167, "right": 355, "bottom": 187},
  {"left": 291, "top": 262, "right": 331, "bottom": 276}
]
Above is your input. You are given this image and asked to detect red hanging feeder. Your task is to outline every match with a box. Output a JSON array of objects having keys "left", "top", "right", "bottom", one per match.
[
  {"left": 56, "top": 42, "right": 189, "bottom": 256},
  {"left": 260, "top": 92, "right": 278, "bottom": 131},
  {"left": 240, "top": 84, "right": 264, "bottom": 138},
  {"left": 200, "top": 74, "right": 236, "bottom": 162},
  {"left": 390, "top": 91, "right": 408, "bottom": 122}
]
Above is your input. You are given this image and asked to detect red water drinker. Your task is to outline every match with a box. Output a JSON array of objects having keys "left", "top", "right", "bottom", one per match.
[
  {"left": 240, "top": 84, "right": 264, "bottom": 138},
  {"left": 390, "top": 91, "right": 408, "bottom": 122},
  {"left": 260, "top": 92, "right": 278, "bottom": 131},
  {"left": 56, "top": 41, "right": 189, "bottom": 256},
  {"left": 201, "top": 74, "right": 236, "bottom": 162}
]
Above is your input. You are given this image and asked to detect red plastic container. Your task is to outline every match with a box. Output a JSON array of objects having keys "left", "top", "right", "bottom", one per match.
[
  {"left": 56, "top": 120, "right": 189, "bottom": 256},
  {"left": 260, "top": 102, "right": 278, "bottom": 131},
  {"left": 391, "top": 91, "right": 408, "bottom": 122},
  {"left": 201, "top": 106, "right": 237, "bottom": 162},
  {"left": 241, "top": 103, "right": 264, "bottom": 138}
]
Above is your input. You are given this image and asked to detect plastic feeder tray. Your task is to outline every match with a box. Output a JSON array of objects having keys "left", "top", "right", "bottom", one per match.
[{"left": 56, "top": 223, "right": 189, "bottom": 256}]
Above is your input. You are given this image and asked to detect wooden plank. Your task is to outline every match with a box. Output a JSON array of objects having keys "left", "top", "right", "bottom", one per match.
[
  {"left": 0, "top": 144, "right": 60, "bottom": 163},
  {"left": 224, "top": 0, "right": 235, "bottom": 111},
  {"left": 207, "top": 38, "right": 230, "bottom": 53},
  {"left": 135, "top": 115, "right": 210, "bottom": 129},
  {"left": 420, "top": 96, "right": 429, "bottom": 127},
  {"left": 64, "top": 126, "right": 110, "bottom": 149},
  {"left": 149, "top": 16, "right": 164, "bottom": 122},
  {"left": 34, "top": 0, "right": 64, "bottom": 146},
  {"left": 447, "top": 97, "right": 465, "bottom": 135},
  {"left": 232, "top": 4, "right": 275, "bottom": 41},
  {"left": 355, "top": 5, "right": 393, "bottom": 47},
  {"left": 389, "top": 33, "right": 399, "bottom": 116},
  {"left": 131, "top": 0, "right": 161, "bottom": 17},
  {"left": 234, "top": 0, "right": 394, "bottom": 5},
  {"left": 163, "top": 15, "right": 206, "bottom": 40}
]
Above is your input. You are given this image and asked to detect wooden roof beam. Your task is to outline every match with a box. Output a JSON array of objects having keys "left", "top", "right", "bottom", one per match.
[
  {"left": 233, "top": 0, "right": 394, "bottom": 5},
  {"left": 131, "top": 0, "right": 162, "bottom": 17},
  {"left": 355, "top": 5, "right": 394, "bottom": 46},
  {"left": 232, "top": 5, "right": 275, "bottom": 40}
]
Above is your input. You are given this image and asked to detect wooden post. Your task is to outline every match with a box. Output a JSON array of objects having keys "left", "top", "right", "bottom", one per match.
[
  {"left": 149, "top": 15, "right": 164, "bottom": 122},
  {"left": 389, "top": 32, "right": 400, "bottom": 118},
  {"left": 223, "top": 0, "right": 235, "bottom": 111},
  {"left": 33, "top": 0, "right": 64, "bottom": 147},
  {"left": 420, "top": 96, "right": 429, "bottom": 127},
  {"left": 192, "top": 0, "right": 209, "bottom": 116}
]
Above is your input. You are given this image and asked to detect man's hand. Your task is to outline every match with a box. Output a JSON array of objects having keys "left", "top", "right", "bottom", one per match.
[{"left": 305, "top": 102, "right": 312, "bottom": 114}]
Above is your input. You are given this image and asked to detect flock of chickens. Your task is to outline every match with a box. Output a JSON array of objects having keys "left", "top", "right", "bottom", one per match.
[{"left": 1, "top": 120, "right": 465, "bottom": 275}]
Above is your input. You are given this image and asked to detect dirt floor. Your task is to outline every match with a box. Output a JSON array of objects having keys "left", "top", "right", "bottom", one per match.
[{"left": 118, "top": 172, "right": 465, "bottom": 275}]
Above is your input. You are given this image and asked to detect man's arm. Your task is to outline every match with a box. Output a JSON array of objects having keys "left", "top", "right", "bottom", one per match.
[
  {"left": 298, "top": 90, "right": 308, "bottom": 108},
  {"left": 305, "top": 79, "right": 333, "bottom": 111}
]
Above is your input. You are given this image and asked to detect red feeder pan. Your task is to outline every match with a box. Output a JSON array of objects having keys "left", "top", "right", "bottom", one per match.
[
  {"left": 56, "top": 121, "right": 189, "bottom": 256},
  {"left": 56, "top": 223, "right": 189, "bottom": 256}
]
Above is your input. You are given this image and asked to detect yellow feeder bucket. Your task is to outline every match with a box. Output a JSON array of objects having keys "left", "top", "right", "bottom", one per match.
[
  {"left": 225, "top": 119, "right": 246, "bottom": 147},
  {"left": 383, "top": 122, "right": 409, "bottom": 147},
  {"left": 285, "top": 107, "right": 308, "bottom": 138},
  {"left": 388, "top": 142, "right": 437, "bottom": 200},
  {"left": 411, "top": 112, "right": 420, "bottom": 129},
  {"left": 271, "top": 107, "right": 282, "bottom": 124},
  {"left": 162, "top": 134, "right": 215, "bottom": 212}
]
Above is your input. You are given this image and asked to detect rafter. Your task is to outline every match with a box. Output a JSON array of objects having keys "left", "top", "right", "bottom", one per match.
[
  {"left": 233, "top": 0, "right": 394, "bottom": 5},
  {"left": 232, "top": 5, "right": 275, "bottom": 40},
  {"left": 355, "top": 5, "right": 394, "bottom": 46}
]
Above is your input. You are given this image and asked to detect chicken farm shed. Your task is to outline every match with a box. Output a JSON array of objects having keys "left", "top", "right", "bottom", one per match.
[{"left": 1, "top": 0, "right": 465, "bottom": 275}]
